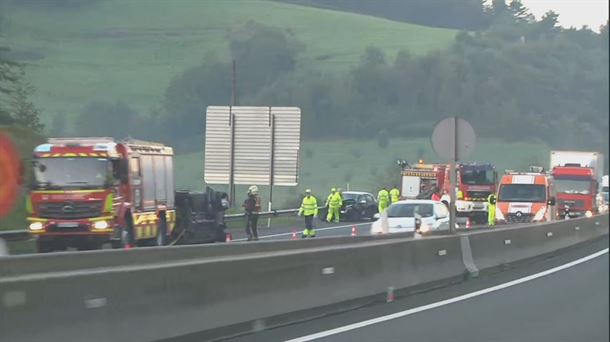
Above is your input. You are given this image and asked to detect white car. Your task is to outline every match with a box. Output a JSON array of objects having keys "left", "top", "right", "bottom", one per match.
[{"left": 371, "top": 200, "right": 450, "bottom": 235}]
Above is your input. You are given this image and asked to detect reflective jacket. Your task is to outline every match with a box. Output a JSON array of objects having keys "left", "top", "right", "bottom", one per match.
[
  {"left": 378, "top": 189, "right": 390, "bottom": 204},
  {"left": 389, "top": 188, "right": 400, "bottom": 202},
  {"left": 299, "top": 196, "right": 318, "bottom": 216},
  {"left": 328, "top": 192, "right": 342, "bottom": 208}
]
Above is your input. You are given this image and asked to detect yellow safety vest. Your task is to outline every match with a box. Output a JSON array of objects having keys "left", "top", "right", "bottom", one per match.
[
  {"left": 299, "top": 196, "right": 318, "bottom": 216},
  {"left": 378, "top": 189, "right": 389, "bottom": 204},
  {"left": 328, "top": 192, "right": 342, "bottom": 208},
  {"left": 390, "top": 188, "right": 400, "bottom": 202}
]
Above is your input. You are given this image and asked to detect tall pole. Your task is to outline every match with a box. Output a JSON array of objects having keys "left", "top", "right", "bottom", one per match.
[
  {"left": 449, "top": 116, "right": 458, "bottom": 234},
  {"left": 229, "top": 59, "right": 237, "bottom": 207},
  {"left": 267, "top": 110, "right": 276, "bottom": 228}
]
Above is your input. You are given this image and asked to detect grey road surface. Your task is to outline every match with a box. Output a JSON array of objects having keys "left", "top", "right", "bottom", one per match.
[{"left": 227, "top": 237, "right": 609, "bottom": 342}]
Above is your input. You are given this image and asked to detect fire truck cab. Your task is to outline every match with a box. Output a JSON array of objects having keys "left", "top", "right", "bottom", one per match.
[
  {"left": 28, "top": 138, "right": 176, "bottom": 252},
  {"left": 495, "top": 167, "right": 556, "bottom": 224}
]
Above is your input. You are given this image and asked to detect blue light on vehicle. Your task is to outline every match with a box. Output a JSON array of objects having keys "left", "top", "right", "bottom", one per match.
[
  {"left": 93, "top": 142, "right": 117, "bottom": 152},
  {"left": 34, "top": 144, "right": 52, "bottom": 153}
]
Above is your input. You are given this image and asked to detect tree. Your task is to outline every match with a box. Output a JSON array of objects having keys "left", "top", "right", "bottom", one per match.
[
  {"left": 9, "top": 75, "right": 43, "bottom": 132},
  {"left": 1, "top": 28, "right": 44, "bottom": 132},
  {"left": 508, "top": 0, "right": 534, "bottom": 23},
  {"left": 75, "top": 100, "right": 143, "bottom": 139},
  {"left": 229, "top": 21, "right": 302, "bottom": 98}
]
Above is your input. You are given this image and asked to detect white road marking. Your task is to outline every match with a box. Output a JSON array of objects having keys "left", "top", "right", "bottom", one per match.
[
  {"left": 321, "top": 267, "right": 335, "bottom": 275},
  {"left": 284, "top": 248, "right": 609, "bottom": 342},
  {"left": 233, "top": 223, "right": 370, "bottom": 242}
]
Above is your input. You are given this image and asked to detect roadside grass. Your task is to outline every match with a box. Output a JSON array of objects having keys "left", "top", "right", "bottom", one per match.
[{"left": 3, "top": 0, "right": 456, "bottom": 126}]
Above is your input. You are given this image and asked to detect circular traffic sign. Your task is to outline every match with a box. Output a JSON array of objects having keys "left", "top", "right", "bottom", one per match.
[{"left": 431, "top": 116, "right": 476, "bottom": 161}]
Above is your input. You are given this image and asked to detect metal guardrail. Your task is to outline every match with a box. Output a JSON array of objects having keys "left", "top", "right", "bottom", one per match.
[
  {"left": 0, "top": 206, "right": 321, "bottom": 242},
  {"left": 0, "top": 229, "right": 30, "bottom": 241}
]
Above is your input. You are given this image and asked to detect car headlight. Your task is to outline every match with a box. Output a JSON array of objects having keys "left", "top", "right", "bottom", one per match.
[
  {"left": 585, "top": 210, "right": 593, "bottom": 218},
  {"left": 29, "top": 222, "right": 44, "bottom": 231},
  {"left": 93, "top": 220, "right": 109, "bottom": 229},
  {"left": 495, "top": 207, "right": 505, "bottom": 221},
  {"left": 533, "top": 207, "right": 546, "bottom": 222}
]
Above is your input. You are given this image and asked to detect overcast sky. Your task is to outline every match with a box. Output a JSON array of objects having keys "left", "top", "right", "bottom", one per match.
[{"left": 520, "top": 0, "right": 608, "bottom": 31}]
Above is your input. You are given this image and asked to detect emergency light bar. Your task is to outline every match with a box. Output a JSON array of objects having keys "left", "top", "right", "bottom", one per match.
[{"left": 47, "top": 137, "right": 115, "bottom": 146}]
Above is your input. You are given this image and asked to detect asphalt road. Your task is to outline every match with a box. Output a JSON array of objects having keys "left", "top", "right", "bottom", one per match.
[
  {"left": 227, "top": 236, "right": 609, "bottom": 342},
  {"left": 230, "top": 218, "right": 372, "bottom": 242}
]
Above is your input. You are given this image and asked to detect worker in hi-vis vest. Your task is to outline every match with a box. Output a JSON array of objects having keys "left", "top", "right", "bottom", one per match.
[
  {"left": 377, "top": 187, "right": 390, "bottom": 213},
  {"left": 299, "top": 189, "right": 318, "bottom": 238},
  {"left": 487, "top": 193, "right": 497, "bottom": 226},
  {"left": 389, "top": 186, "right": 400, "bottom": 204},
  {"left": 325, "top": 188, "right": 342, "bottom": 223}
]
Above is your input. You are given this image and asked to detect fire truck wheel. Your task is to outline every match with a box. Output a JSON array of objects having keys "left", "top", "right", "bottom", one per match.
[{"left": 155, "top": 214, "right": 168, "bottom": 246}]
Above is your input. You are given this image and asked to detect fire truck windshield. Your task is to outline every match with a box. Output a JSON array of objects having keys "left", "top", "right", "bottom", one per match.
[
  {"left": 461, "top": 168, "right": 495, "bottom": 185},
  {"left": 498, "top": 184, "right": 546, "bottom": 203},
  {"left": 554, "top": 179, "right": 591, "bottom": 195},
  {"left": 33, "top": 158, "right": 111, "bottom": 189}
]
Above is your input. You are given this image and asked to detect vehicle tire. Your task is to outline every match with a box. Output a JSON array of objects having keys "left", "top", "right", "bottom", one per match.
[
  {"left": 155, "top": 214, "right": 168, "bottom": 246},
  {"left": 36, "top": 239, "right": 55, "bottom": 253}
]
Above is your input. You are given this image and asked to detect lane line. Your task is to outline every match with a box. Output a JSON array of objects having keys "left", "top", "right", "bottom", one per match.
[
  {"left": 284, "top": 247, "right": 609, "bottom": 342},
  {"left": 234, "top": 222, "right": 371, "bottom": 242}
]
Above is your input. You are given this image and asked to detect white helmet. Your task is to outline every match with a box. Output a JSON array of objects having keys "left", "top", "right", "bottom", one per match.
[{"left": 248, "top": 185, "right": 259, "bottom": 194}]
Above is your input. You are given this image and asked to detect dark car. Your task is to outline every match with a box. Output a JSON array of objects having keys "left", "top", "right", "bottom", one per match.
[{"left": 320, "top": 191, "right": 378, "bottom": 222}]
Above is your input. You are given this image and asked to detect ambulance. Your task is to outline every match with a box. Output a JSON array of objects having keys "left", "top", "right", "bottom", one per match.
[{"left": 495, "top": 167, "right": 556, "bottom": 224}]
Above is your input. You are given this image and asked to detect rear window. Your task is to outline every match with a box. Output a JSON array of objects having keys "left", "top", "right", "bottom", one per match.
[{"left": 387, "top": 203, "right": 433, "bottom": 218}]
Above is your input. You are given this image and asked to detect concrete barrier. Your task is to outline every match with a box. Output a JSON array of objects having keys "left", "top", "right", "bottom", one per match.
[
  {"left": 466, "top": 215, "right": 608, "bottom": 271},
  {"left": 0, "top": 232, "right": 413, "bottom": 277},
  {"left": 0, "top": 216, "right": 607, "bottom": 342},
  {"left": 0, "top": 235, "right": 464, "bottom": 342}
]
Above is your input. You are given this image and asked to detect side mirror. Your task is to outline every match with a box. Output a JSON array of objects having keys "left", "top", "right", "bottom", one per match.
[
  {"left": 547, "top": 197, "right": 556, "bottom": 206},
  {"left": 373, "top": 213, "right": 380, "bottom": 220},
  {"left": 115, "top": 159, "right": 129, "bottom": 184}
]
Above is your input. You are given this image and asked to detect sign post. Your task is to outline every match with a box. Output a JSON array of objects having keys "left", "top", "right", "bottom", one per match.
[
  {"left": 204, "top": 106, "right": 302, "bottom": 223},
  {"left": 431, "top": 116, "right": 476, "bottom": 233}
]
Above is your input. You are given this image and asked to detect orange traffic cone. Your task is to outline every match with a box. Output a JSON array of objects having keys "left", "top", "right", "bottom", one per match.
[
  {"left": 225, "top": 232, "right": 232, "bottom": 242},
  {"left": 386, "top": 287, "right": 395, "bottom": 303},
  {"left": 125, "top": 243, "right": 133, "bottom": 250},
  {"left": 291, "top": 230, "right": 298, "bottom": 240},
  {"left": 351, "top": 225, "right": 358, "bottom": 236}
]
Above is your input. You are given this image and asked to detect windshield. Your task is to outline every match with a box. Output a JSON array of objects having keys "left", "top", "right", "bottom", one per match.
[
  {"left": 554, "top": 179, "right": 591, "bottom": 195},
  {"left": 498, "top": 184, "right": 546, "bottom": 203},
  {"left": 461, "top": 168, "right": 495, "bottom": 185},
  {"left": 342, "top": 193, "right": 358, "bottom": 201},
  {"left": 33, "top": 158, "right": 111, "bottom": 189},
  {"left": 387, "top": 203, "right": 434, "bottom": 218}
]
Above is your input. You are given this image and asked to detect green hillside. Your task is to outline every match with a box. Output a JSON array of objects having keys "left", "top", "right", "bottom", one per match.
[
  {"left": 174, "top": 138, "right": 551, "bottom": 209},
  {"left": 2, "top": 0, "right": 456, "bottom": 126}
]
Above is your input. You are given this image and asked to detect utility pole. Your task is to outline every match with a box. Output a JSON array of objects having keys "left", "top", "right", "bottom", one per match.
[{"left": 229, "top": 59, "right": 237, "bottom": 207}]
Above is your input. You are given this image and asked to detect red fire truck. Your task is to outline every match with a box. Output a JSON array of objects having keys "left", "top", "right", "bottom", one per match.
[
  {"left": 550, "top": 151, "right": 604, "bottom": 218},
  {"left": 27, "top": 138, "right": 228, "bottom": 252},
  {"left": 399, "top": 161, "right": 497, "bottom": 224}
]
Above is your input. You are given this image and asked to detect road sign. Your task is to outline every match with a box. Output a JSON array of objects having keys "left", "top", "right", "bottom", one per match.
[
  {"left": 204, "top": 106, "right": 301, "bottom": 186},
  {"left": 431, "top": 117, "right": 475, "bottom": 162},
  {"left": 430, "top": 117, "right": 476, "bottom": 234},
  {"left": 204, "top": 106, "right": 301, "bottom": 217}
]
